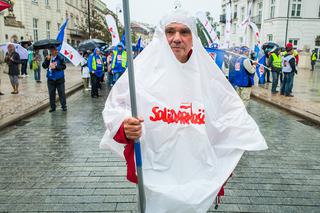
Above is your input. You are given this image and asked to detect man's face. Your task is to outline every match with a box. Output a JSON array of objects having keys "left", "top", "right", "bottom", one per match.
[
  {"left": 118, "top": 46, "right": 123, "bottom": 51},
  {"left": 50, "top": 47, "right": 58, "bottom": 56},
  {"left": 96, "top": 50, "right": 101, "bottom": 55},
  {"left": 8, "top": 44, "right": 15, "bottom": 53},
  {"left": 165, "top": 23, "right": 193, "bottom": 63}
]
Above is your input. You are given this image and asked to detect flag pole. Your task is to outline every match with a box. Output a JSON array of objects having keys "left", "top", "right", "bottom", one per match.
[{"left": 121, "top": 0, "right": 146, "bottom": 212}]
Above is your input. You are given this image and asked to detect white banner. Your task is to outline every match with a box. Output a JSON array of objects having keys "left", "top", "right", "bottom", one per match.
[
  {"left": 196, "top": 12, "right": 220, "bottom": 46},
  {"left": 60, "top": 42, "right": 85, "bottom": 66},
  {"left": 249, "top": 22, "right": 261, "bottom": 46},
  {"left": 105, "top": 15, "right": 120, "bottom": 46},
  {"left": 223, "top": 3, "right": 232, "bottom": 48}
]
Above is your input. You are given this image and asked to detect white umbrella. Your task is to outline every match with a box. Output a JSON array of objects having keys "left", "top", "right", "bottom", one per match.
[{"left": 0, "top": 42, "right": 29, "bottom": 60}]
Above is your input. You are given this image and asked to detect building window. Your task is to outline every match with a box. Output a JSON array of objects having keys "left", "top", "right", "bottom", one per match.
[
  {"left": 267, "top": 34, "right": 273, "bottom": 41},
  {"left": 33, "top": 18, "right": 39, "bottom": 41},
  {"left": 318, "top": 4, "right": 320, "bottom": 17},
  {"left": 241, "top": 7, "right": 245, "bottom": 21},
  {"left": 57, "top": 0, "right": 60, "bottom": 11},
  {"left": 57, "top": 23, "right": 61, "bottom": 31},
  {"left": 46, "top": 21, "right": 51, "bottom": 39},
  {"left": 289, "top": 39, "right": 299, "bottom": 48},
  {"left": 258, "top": 2, "right": 263, "bottom": 23},
  {"left": 45, "top": 0, "right": 49, "bottom": 6},
  {"left": 291, "top": 0, "right": 302, "bottom": 17},
  {"left": 270, "top": 0, "right": 275, "bottom": 18},
  {"left": 32, "top": 0, "right": 38, "bottom": 4},
  {"left": 234, "top": 4, "right": 237, "bottom": 19}
]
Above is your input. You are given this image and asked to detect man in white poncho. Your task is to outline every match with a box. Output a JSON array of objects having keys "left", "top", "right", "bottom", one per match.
[{"left": 100, "top": 10, "right": 267, "bottom": 213}]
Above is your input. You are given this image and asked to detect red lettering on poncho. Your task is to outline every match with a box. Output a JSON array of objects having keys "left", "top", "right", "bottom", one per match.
[{"left": 149, "top": 103, "right": 205, "bottom": 125}]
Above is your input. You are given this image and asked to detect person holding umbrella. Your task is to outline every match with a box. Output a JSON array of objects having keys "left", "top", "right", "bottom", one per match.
[
  {"left": 4, "top": 44, "right": 20, "bottom": 94},
  {"left": 42, "top": 45, "right": 67, "bottom": 112}
]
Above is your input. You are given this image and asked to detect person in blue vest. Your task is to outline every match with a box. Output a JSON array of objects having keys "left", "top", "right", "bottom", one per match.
[
  {"left": 111, "top": 42, "right": 127, "bottom": 84},
  {"left": 228, "top": 46, "right": 240, "bottom": 88},
  {"left": 88, "top": 47, "right": 104, "bottom": 98},
  {"left": 42, "top": 45, "right": 67, "bottom": 112},
  {"left": 233, "top": 46, "right": 257, "bottom": 106}
]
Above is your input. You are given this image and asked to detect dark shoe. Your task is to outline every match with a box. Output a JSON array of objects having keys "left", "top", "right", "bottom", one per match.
[
  {"left": 62, "top": 108, "right": 67, "bottom": 111},
  {"left": 280, "top": 92, "right": 284, "bottom": 95},
  {"left": 0, "top": 92, "right": 4, "bottom": 95},
  {"left": 285, "top": 94, "right": 294, "bottom": 97},
  {"left": 49, "top": 109, "right": 56, "bottom": 113}
]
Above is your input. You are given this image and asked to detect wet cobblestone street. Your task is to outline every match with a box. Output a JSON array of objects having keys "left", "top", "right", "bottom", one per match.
[{"left": 0, "top": 86, "right": 319, "bottom": 212}]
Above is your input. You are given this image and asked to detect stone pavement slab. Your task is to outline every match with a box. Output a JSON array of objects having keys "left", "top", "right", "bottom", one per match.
[
  {"left": 251, "top": 68, "right": 320, "bottom": 125},
  {"left": 0, "top": 64, "right": 83, "bottom": 129}
]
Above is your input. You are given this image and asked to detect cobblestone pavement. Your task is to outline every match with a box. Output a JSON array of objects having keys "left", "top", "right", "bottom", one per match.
[
  {"left": 0, "top": 86, "right": 319, "bottom": 212},
  {"left": 251, "top": 68, "right": 320, "bottom": 124},
  {"left": 0, "top": 64, "right": 83, "bottom": 128}
]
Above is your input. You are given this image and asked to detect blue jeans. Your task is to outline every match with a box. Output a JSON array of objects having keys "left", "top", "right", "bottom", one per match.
[
  {"left": 271, "top": 71, "right": 279, "bottom": 93},
  {"left": 113, "top": 72, "right": 123, "bottom": 84},
  {"left": 34, "top": 68, "right": 41, "bottom": 81},
  {"left": 107, "top": 71, "right": 113, "bottom": 86},
  {"left": 281, "top": 72, "right": 294, "bottom": 96}
]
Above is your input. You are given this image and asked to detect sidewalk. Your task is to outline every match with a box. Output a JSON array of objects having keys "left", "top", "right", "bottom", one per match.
[
  {"left": 251, "top": 67, "right": 320, "bottom": 125},
  {"left": 0, "top": 64, "right": 83, "bottom": 129}
]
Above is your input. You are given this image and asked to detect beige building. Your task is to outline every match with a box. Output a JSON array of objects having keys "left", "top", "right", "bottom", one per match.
[
  {"left": 1, "top": 0, "right": 109, "bottom": 47},
  {"left": 1, "top": 0, "right": 66, "bottom": 43},
  {"left": 220, "top": 0, "right": 320, "bottom": 52}
]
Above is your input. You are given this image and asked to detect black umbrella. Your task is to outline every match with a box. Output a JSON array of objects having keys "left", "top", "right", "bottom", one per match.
[
  {"left": 262, "top": 41, "right": 279, "bottom": 55},
  {"left": 33, "top": 39, "right": 61, "bottom": 50},
  {"left": 78, "top": 39, "right": 107, "bottom": 51},
  {"left": 27, "top": 45, "right": 33, "bottom": 51},
  {"left": 19, "top": 40, "right": 32, "bottom": 48}
]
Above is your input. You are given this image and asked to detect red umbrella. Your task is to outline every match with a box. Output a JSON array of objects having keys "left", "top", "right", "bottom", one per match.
[{"left": 0, "top": 0, "right": 11, "bottom": 12}]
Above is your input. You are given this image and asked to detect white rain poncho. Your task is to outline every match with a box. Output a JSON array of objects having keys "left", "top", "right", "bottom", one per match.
[{"left": 100, "top": 10, "right": 267, "bottom": 213}]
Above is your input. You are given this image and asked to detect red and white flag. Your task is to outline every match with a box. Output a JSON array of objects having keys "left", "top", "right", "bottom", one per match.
[
  {"left": 59, "top": 42, "right": 85, "bottom": 66},
  {"left": 196, "top": 12, "right": 220, "bottom": 46},
  {"left": 106, "top": 15, "right": 120, "bottom": 46}
]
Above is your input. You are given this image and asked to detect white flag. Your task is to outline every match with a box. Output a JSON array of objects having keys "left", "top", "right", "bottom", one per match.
[
  {"left": 249, "top": 22, "right": 261, "bottom": 46},
  {"left": 60, "top": 42, "right": 85, "bottom": 66},
  {"left": 105, "top": 15, "right": 120, "bottom": 46},
  {"left": 196, "top": 12, "right": 220, "bottom": 46},
  {"left": 223, "top": 3, "right": 232, "bottom": 48}
]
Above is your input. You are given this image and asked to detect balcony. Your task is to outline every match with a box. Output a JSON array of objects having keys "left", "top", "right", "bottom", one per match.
[
  {"left": 251, "top": 15, "right": 262, "bottom": 27},
  {"left": 220, "top": 14, "right": 226, "bottom": 23},
  {"left": 69, "top": 29, "right": 86, "bottom": 38}
]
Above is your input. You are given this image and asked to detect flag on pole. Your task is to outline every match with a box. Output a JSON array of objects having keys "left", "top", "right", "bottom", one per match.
[
  {"left": 121, "top": 31, "right": 126, "bottom": 46},
  {"left": 196, "top": 12, "right": 220, "bottom": 46},
  {"left": 256, "top": 54, "right": 266, "bottom": 84},
  {"left": 106, "top": 15, "right": 120, "bottom": 46},
  {"left": 59, "top": 42, "right": 85, "bottom": 66},
  {"left": 56, "top": 19, "right": 68, "bottom": 51},
  {"left": 223, "top": 3, "right": 232, "bottom": 48},
  {"left": 205, "top": 47, "right": 225, "bottom": 70},
  {"left": 136, "top": 36, "right": 142, "bottom": 51}
]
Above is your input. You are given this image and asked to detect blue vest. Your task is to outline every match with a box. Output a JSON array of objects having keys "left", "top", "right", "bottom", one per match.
[
  {"left": 228, "top": 56, "right": 239, "bottom": 86},
  {"left": 233, "top": 57, "right": 254, "bottom": 87},
  {"left": 47, "top": 55, "right": 65, "bottom": 80}
]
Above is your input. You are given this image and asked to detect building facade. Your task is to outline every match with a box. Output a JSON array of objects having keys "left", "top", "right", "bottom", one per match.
[
  {"left": 1, "top": 0, "right": 66, "bottom": 43},
  {"left": 1, "top": 0, "right": 109, "bottom": 48},
  {"left": 220, "top": 0, "right": 320, "bottom": 54}
]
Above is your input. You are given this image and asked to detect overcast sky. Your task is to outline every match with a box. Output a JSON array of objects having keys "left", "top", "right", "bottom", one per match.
[{"left": 102, "top": 0, "right": 222, "bottom": 26}]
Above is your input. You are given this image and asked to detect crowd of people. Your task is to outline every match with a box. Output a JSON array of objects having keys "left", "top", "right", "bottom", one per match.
[
  {"left": 80, "top": 42, "right": 128, "bottom": 98},
  {"left": 226, "top": 42, "right": 318, "bottom": 105},
  {"left": 0, "top": 36, "right": 318, "bottom": 112}
]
